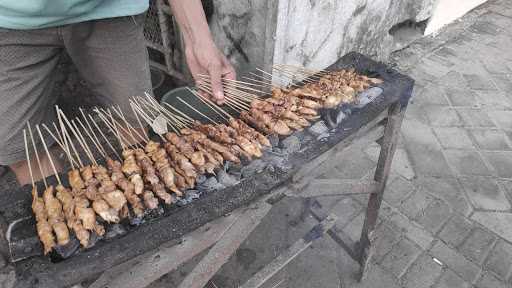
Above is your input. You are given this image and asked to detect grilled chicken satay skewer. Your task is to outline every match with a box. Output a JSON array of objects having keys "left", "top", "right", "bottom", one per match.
[
  {"left": 25, "top": 129, "right": 56, "bottom": 254},
  {"left": 27, "top": 123, "right": 71, "bottom": 247},
  {"left": 190, "top": 89, "right": 271, "bottom": 149},
  {"left": 43, "top": 123, "right": 93, "bottom": 246},
  {"left": 133, "top": 98, "right": 201, "bottom": 188},
  {"left": 126, "top": 102, "right": 184, "bottom": 195},
  {"left": 98, "top": 107, "right": 174, "bottom": 205},
  {"left": 56, "top": 109, "right": 106, "bottom": 234},
  {"left": 111, "top": 106, "right": 168, "bottom": 210},
  {"left": 59, "top": 110, "right": 122, "bottom": 224}
]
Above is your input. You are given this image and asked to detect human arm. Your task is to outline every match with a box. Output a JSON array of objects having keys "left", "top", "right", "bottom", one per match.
[{"left": 168, "top": 0, "right": 236, "bottom": 104}]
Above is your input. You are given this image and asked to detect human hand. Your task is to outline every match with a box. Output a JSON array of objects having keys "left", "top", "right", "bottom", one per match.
[{"left": 185, "top": 39, "right": 236, "bottom": 105}]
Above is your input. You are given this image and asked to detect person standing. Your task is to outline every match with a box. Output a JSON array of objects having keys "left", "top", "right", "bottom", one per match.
[{"left": 0, "top": 0, "right": 236, "bottom": 185}]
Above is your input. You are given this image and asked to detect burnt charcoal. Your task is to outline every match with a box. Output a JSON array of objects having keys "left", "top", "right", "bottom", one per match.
[
  {"left": 105, "top": 224, "right": 127, "bottom": 240},
  {"left": 355, "top": 87, "right": 383, "bottom": 108},
  {"left": 241, "top": 159, "right": 267, "bottom": 178},
  {"left": 280, "top": 135, "right": 301, "bottom": 154},
  {"left": 291, "top": 130, "right": 305, "bottom": 141},
  {"left": 271, "top": 147, "right": 283, "bottom": 154},
  {"left": 262, "top": 151, "right": 291, "bottom": 171},
  {"left": 51, "top": 237, "right": 80, "bottom": 261},
  {"left": 317, "top": 132, "right": 330, "bottom": 141},
  {"left": 336, "top": 110, "right": 348, "bottom": 124},
  {"left": 302, "top": 134, "right": 313, "bottom": 144},
  {"left": 308, "top": 121, "right": 329, "bottom": 136},
  {"left": 217, "top": 170, "right": 239, "bottom": 187},
  {"left": 129, "top": 217, "right": 144, "bottom": 226},
  {"left": 225, "top": 162, "right": 242, "bottom": 174},
  {"left": 268, "top": 134, "right": 280, "bottom": 148},
  {"left": 185, "top": 190, "right": 201, "bottom": 201},
  {"left": 196, "top": 174, "right": 207, "bottom": 185},
  {"left": 197, "top": 177, "right": 225, "bottom": 192},
  {"left": 176, "top": 198, "right": 190, "bottom": 207},
  {"left": 87, "top": 231, "right": 102, "bottom": 247}
]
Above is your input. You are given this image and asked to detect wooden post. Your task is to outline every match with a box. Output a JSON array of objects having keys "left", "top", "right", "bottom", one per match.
[{"left": 357, "top": 101, "right": 407, "bottom": 280}]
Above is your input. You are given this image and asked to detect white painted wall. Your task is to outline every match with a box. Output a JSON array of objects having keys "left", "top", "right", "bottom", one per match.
[{"left": 425, "top": 0, "right": 488, "bottom": 35}]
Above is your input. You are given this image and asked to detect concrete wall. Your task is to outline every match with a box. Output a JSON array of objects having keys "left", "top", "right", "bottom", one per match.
[
  {"left": 209, "top": 0, "right": 486, "bottom": 76},
  {"left": 272, "top": 0, "right": 435, "bottom": 70},
  {"left": 209, "top": 0, "right": 278, "bottom": 77}
]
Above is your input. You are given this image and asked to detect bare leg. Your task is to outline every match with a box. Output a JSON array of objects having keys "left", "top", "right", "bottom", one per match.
[{"left": 10, "top": 145, "right": 64, "bottom": 186}]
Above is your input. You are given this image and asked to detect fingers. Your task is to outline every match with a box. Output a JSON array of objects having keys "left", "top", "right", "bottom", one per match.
[
  {"left": 221, "top": 55, "right": 237, "bottom": 81},
  {"left": 208, "top": 61, "right": 225, "bottom": 105}
]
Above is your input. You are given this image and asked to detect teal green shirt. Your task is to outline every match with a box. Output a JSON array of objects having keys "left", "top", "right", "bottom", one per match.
[{"left": 0, "top": 0, "right": 149, "bottom": 29}]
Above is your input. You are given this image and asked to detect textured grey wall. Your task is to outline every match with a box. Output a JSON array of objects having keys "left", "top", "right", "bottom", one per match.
[{"left": 210, "top": 0, "right": 435, "bottom": 75}]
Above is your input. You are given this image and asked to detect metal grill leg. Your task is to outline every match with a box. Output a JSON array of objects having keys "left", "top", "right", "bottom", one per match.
[{"left": 357, "top": 101, "right": 406, "bottom": 281}]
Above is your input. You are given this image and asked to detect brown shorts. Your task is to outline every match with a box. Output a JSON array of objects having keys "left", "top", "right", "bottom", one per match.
[{"left": 0, "top": 14, "right": 151, "bottom": 165}]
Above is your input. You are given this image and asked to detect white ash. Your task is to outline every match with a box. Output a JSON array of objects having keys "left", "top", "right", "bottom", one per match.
[
  {"left": 308, "top": 121, "right": 329, "bottom": 136},
  {"left": 197, "top": 176, "right": 226, "bottom": 192},
  {"left": 217, "top": 170, "right": 239, "bottom": 187},
  {"left": 280, "top": 135, "right": 301, "bottom": 154},
  {"left": 105, "top": 224, "right": 127, "bottom": 240},
  {"left": 317, "top": 132, "right": 330, "bottom": 141},
  {"left": 262, "top": 151, "right": 291, "bottom": 171},
  {"left": 130, "top": 216, "right": 144, "bottom": 226},
  {"left": 355, "top": 87, "right": 383, "bottom": 108},
  {"left": 176, "top": 190, "right": 201, "bottom": 207},
  {"left": 301, "top": 134, "right": 313, "bottom": 144},
  {"left": 241, "top": 159, "right": 268, "bottom": 178}
]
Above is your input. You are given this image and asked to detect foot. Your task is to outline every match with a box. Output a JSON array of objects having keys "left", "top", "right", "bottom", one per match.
[{"left": 10, "top": 145, "right": 64, "bottom": 186}]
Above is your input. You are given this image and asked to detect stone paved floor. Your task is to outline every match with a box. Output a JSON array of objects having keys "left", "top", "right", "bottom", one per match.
[{"left": 152, "top": 1, "right": 512, "bottom": 287}]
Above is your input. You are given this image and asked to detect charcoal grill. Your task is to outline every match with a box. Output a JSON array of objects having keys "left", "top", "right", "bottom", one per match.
[{"left": 0, "top": 52, "right": 413, "bottom": 287}]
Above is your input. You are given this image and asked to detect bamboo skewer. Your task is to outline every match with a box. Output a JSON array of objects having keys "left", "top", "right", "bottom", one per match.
[
  {"left": 42, "top": 123, "right": 79, "bottom": 168},
  {"left": 36, "top": 125, "right": 62, "bottom": 186},
  {"left": 176, "top": 97, "right": 219, "bottom": 125},
  {"left": 75, "top": 118, "right": 107, "bottom": 159},
  {"left": 89, "top": 114, "right": 121, "bottom": 160},
  {"left": 80, "top": 109, "right": 109, "bottom": 158},
  {"left": 27, "top": 122, "right": 47, "bottom": 188},
  {"left": 23, "top": 130, "right": 36, "bottom": 188},
  {"left": 188, "top": 88, "right": 231, "bottom": 121}
]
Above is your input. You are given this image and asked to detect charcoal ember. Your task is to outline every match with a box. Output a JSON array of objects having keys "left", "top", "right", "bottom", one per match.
[
  {"left": 308, "top": 121, "right": 329, "bottom": 136},
  {"left": 291, "top": 130, "right": 305, "bottom": 141},
  {"left": 0, "top": 254, "right": 5, "bottom": 268},
  {"left": 87, "top": 231, "right": 102, "bottom": 247},
  {"left": 336, "top": 111, "right": 347, "bottom": 124},
  {"left": 355, "top": 87, "right": 383, "bottom": 108},
  {"left": 176, "top": 198, "right": 190, "bottom": 207},
  {"left": 185, "top": 190, "right": 201, "bottom": 201},
  {"left": 241, "top": 159, "right": 268, "bottom": 178},
  {"left": 262, "top": 151, "right": 290, "bottom": 171},
  {"left": 197, "top": 177, "right": 225, "bottom": 192},
  {"left": 196, "top": 174, "right": 207, "bottom": 185},
  {"left": 52, "top": 237, "right": 80, "bottom": 260},
  {"left": 130, "top": 217, "right": 144, "bottom": 226},
  {"left": 279, "top": 135, "right": 301, "bottom": 154},
  {"left": 317, "top": 132, "right": 330, "bottom": 141},
  {"left": 105, "top": 224, "right": 127, "bottom": 239},
  {"left": 217, "top": 170, "right": 239, "bottom": 187},
  {"left": 267, "top": 134, "right": 280, "bottom": 148},
  {"left": 302, "top": 134, "right": 313, "bottom": 144}
]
